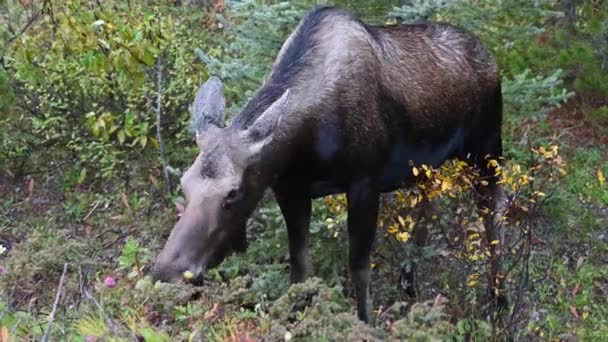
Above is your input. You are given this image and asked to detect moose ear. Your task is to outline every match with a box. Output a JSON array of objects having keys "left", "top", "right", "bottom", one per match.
[
  {"left": 191, "top": 76, "right": 226, "bottom": 138},
  {"left": 248, "top": 89, "right": 290, "bottom": 141},
  {"left": 246, "top": 89, "right": 290, "bottom": 155}
]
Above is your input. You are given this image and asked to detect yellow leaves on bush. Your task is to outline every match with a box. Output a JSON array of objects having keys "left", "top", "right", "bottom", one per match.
[
  {"left": 460, "top": 230, "right": 487, "bottom": 263},
  {"left": 534, "top": 145, "right": 558, "bottom": 159},
  {"left": 531, "top": 144, "right": 566, "bottom": 179},
  {"left": 467, "top": 273, "right": 480, "bottom": 287},
  {"left": 384, "top": 215, "right": 415, "bottom": 242},
  {"left": 396, "top": 231, "right": 411, "bottom": 242},
  {"left": 321, "top": 144, "right": 566, "bottom": 251},
  {"left": 487, "top": 158, "right": 502, "bottom": 177},
  {"left": 496, "top": 145, "right": 566, "bottom": 203},
  {"left": 530, "top": 191, "right": 546, "bottom": 203},
  {"left": 598, "top": 169, "right": 606, "bottom": 186},
  {"left": 323, "top": 194, "right": 346, "bottom": 216},
  {"left": 421, "top": 164, "right": 433, "bottom": 178}
]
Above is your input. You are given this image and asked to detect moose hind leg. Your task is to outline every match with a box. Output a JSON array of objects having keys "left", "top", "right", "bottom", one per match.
[
  {"left": 402, "top": 196, "right": 436, "bottom": 299},
  {"left": 346, "top": 177, "right": 379, "bottom": 323},
  {"left": 473, "top": 144, "right": 507, "bottom": 308}
]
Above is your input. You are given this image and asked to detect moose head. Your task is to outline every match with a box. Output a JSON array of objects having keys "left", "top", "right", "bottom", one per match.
[{"left": 151, "top": 77, "right": 290, "bottom": 285}]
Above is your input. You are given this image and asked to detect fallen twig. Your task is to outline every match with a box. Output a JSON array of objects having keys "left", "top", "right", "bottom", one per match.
[
  {"left": 79, "top": 267, "right": 117, "bottom": 333},
  {"left": 83, "top": 286, "right": 117, "bottom": 332},
  {"left": 41, "top": 263, "right": 68, "bottom": 342},
  {"left": 83, "top": 200, "right": 101, "bottom": 222}
]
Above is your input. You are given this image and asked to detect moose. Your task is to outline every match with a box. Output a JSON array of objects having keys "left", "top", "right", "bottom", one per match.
[{"left": 152, "top": 6, "right": 505, "bottom": 323}]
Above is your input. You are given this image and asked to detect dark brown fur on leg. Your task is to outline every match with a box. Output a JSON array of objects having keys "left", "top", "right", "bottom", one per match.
[
  {"left": 347, "top": 178, "right": 379, "bottom": 323},
  {"left": 274, "top": 179, "right": 312, "bottom": 284},
  {"left": 474, "top": 156, "right": 508, "bottom": 310},
  {"left": 401, "top": 197, "right": 436, "bottom": 299}
]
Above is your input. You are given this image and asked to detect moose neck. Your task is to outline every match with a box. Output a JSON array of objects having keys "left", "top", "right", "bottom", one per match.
[{"left": 261, "top": 129, "right": 296, "bottom": 184}]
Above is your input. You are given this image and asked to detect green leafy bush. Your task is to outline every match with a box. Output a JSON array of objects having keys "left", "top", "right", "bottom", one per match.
[{"left": 1, "top": 0, "right": 213, "bottom": 182}]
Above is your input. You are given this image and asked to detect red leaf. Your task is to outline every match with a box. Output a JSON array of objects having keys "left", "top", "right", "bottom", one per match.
[
  {"left": 27, "top": 178, "right": 34, "bottom": 200},
  {"left": 570, "top": 305, "right": 580, "bottom": 320},
  {"left": 1, "top": 327, "right": 10, "bottom": 342},
  {"left": 571, "top": 283, "right": 580, "bottom": 297},
  {"left": 537, "top": 33, "right": 548, "bottom": 46},
  {"left": 228, "top": 332, "right": 258, "bottom": 342},
  {"left": 121, "top": 192, "right": 133, "bottom": 217},
  {"left": 84, "top": 224, "right": 93, "bottom": 238}
]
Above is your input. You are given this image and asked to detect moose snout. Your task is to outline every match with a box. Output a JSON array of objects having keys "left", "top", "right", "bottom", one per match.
[
  {"left": 150, "top": 259, "right": 179, "bottom": 283},
  {"left": 151, "top": 261, "right": 205, "bottom": 286},
  {"left": 151, "top": 249, "right": 206, "bottom": 286}
]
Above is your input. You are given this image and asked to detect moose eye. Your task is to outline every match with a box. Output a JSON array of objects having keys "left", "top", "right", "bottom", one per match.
[
  {"left": 223, "top": 189, "right": 241, "bottom": 209},
  {"left": 226, "top": 189, "right": 238, "bottom": 200}
]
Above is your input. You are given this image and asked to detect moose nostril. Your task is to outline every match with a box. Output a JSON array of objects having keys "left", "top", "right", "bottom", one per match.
[
  {"left": 151, "top": 268, "right": 165, "bottom": 282},
  {"left": 150, "top": 263, "right": 175, "bottom": 283}
]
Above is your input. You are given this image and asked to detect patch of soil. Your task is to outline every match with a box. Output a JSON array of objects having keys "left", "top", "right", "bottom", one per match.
[{"left": 546, "top": 93, "right": 608, "bottom": 148}]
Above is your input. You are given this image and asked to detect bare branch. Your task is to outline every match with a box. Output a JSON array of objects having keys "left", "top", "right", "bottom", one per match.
[
  {"left": 41, "top": 263, "right": 68, "bottom": 342},
  {"left": 79, "top": 267, "right": 118, "bottom": 333},
  {"left": 6, "top": 10, "right": 41, "bottom": 45},
  {"left": 83, "top": 200, "right": 102, "bottom": 222},
  {"left": 155, "top": 57, "right": 171, "bottom": 194}
]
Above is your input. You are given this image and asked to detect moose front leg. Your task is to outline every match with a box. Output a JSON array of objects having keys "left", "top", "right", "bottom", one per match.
[
  {"left": 273, "top": 181, "right": 312, "bottom": 284},
  {"left": 346, "top": 178, "right": 379, "bottom": 323}
]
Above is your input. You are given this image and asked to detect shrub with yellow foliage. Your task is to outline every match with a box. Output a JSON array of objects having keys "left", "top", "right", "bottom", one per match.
[{"left": 322, "top": 144, "right": 567, "bottom": 306}]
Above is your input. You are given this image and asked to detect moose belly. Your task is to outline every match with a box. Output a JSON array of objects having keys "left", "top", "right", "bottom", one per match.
[
  {"left": 379, "top": 126, "right": 465, "bottom": 192},
  {"left": 309, "top": 126, "right": 465, "bottom": 198}
]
